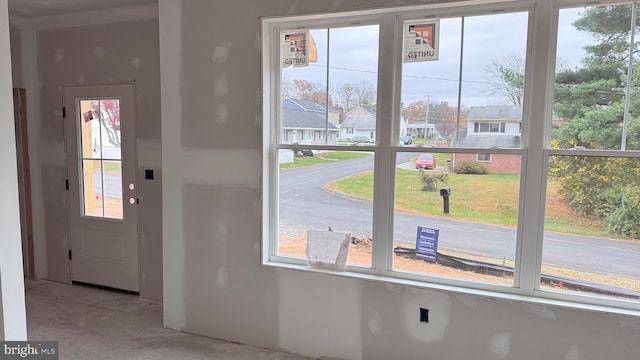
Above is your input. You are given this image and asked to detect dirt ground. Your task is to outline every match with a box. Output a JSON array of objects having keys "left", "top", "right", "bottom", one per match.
[
  {"left": 91, "top": 196, "right": 123, "bottom": 218},
  {"left": 279, "top": 235, "right": 513, "bottom": 285},
  {"left": 279, "top": 235, "right": 640, "bottom": 294}
]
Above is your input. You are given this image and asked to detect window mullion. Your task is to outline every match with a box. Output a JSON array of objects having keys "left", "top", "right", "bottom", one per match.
[
  {"left": 515, "top": 0, "right": 556, "bottom": 293},
  {"left": 371, "top": 13, "right": 401, "bottom": 273}
]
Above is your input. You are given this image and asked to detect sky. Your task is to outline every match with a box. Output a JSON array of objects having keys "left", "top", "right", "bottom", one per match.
[{"left": 282, "top": 7, "right": 594, "bottom": 110}]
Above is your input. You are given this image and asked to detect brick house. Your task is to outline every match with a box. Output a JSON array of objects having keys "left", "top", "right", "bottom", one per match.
[{"left": 452, "top": 105, "right": 522, "bottom": 174}]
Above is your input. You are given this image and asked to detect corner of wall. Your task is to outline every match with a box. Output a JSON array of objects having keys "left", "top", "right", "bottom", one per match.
[
  {"left": 0, "top": 273, "right": 4, "bottom": 340},
  {"left": 159, "top": 0, "right": 185, "bottom": 326},
  {"left": 0, "top": 0, "right": 27, "bottom": 340}
]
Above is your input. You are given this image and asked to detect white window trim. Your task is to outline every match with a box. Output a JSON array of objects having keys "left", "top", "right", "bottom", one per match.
[{"left": 261, "top": 0, "right": 640, "bottom": 315}]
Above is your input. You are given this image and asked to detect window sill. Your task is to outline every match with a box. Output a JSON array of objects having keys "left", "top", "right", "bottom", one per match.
[{"left": 263, "top": 260, "right": 640, "bottom": 319}]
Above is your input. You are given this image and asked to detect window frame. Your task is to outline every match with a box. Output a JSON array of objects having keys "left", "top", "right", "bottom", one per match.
[
  {"left": 261, "top": 0, "right": 640, "bottom": 315},
  {"left": 303, "top": 130, "right": 314, "bottom": 141},
  {"left": 476, "top": 153, "right": 492, "bottom": 162},
  {"left": 474, "top": 122, "right": 507, "bottom": 133}
]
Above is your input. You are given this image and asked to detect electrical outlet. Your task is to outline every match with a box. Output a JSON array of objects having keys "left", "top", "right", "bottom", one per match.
[{"left": 419, "top": 307, "right": 429, "bottom": 323}]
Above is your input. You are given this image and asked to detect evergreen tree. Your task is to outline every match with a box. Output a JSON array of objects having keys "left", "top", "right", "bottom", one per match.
[{"left": 551, "top": 4, "right": 640, "bottom": 238}]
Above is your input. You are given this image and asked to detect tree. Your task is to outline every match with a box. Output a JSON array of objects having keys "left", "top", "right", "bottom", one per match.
[
  {"left": 487, "top": 52, "right": 567, "bottom": 106},
  {"left": 291, "top": 79, "right": 319, "bottom": 100},
  {"left": 334, "top": 79, "right": 377, "bottom": 112},
  {"left": 486, "top": 52, "right": 526, "bottom": 106},
  {"left": 283, "top": 79, "right": 335, "bottom": 106},
  {"left": 435, "top": 106, "right": 463, "bottom": 145},
  {"left": 401, "top": 100, "right": 427, "bottom": 123},
  {"left": 550, "top": 4, "right": 640, "bottom": 238},
  {"left": 553, "top": 5, "right": 639, "bottom": 150},
  {"left": 401, "top": 100, "right": 465, "bottom": 142},
  {"left": 337, "top": 83, "right": 357, "bottom": 112},
  {"left": 351, "top": 79, "right": 376, "bottom": 107},
  {"left": 92, "top": 100, "right": 120, "bottom": 147}
]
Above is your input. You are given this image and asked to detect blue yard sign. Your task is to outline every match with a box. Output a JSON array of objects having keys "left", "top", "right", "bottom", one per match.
[{"left": 416, "top": 227, "right": 439, "bottom": 263}]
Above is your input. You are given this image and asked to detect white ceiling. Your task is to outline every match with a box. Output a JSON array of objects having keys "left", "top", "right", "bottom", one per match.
[{"left": 8, "top": 0, "right": 157, "bottom": 18}]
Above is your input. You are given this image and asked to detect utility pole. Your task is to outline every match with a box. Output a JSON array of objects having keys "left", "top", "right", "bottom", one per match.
[
  {"left": 622, "top": 2, "right": 637, "bottom": 150},
  {"left": 424, "top": 94, "right": 430, "bottom": 140}
]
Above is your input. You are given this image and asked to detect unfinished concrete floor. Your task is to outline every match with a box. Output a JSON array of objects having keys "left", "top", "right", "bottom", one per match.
[{"left": 25, "top": 280, "right": 313, "bottom": 359}]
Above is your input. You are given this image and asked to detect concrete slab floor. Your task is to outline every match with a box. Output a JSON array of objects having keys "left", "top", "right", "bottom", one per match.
[{"left": 24, "top": 280, "right": 314, "bottom": 360}]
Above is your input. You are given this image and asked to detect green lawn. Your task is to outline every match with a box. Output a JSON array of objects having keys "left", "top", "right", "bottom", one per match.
[
  {"left": 328, "top": 168, "right": 614, "bottom": 238},
  {"left": 410, "top": 137, "right": 432, "bottom": 146},
  {"left": 280, "top": 151, "right": 371, "bottom": 170},
  {"left": 103, "top": 161, "right": 121, "bottom": 174}
]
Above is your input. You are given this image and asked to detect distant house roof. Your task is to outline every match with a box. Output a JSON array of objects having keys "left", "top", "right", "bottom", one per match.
[
  {"left": 342, "top": 113, "right": 376, "bottom": 131},
  {"left": 346, "top": 105, "right": 376, "bottom": 117},
  {"left": 282, "top": 108, "right": 339, "bottom": 131},
  {"left": 467, "top": 106, "right": 523, "bottom": 122},
  {"left": 467, "top": 105, "right": 562, "bottom": 125},
  {"left": 283, "top": 98, "right": 340, "bottom": 114},
  {"left": 359, "top": 105, "right": 376, "bottom": 114}
]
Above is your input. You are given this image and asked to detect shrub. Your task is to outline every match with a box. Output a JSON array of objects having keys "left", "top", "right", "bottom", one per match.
[
  {"left": 605, "top": 188, "right": 640, "bottom": 238},
  {"left": 550, "top": 156, "right": 640, "bottom": 239},
  {"left": 419, "top": 169, "right": 449, "bottom": 192},
  {"left": 453, "top": 160, "right": 488, "bottom": 174}
]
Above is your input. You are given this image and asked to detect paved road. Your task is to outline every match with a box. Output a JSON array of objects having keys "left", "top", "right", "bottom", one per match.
[
  {"left": 93, "top": 172, "right": 122, "bottom": 199},
  {"left": 280, "top": 154, "right": 640, "bottom": 279}
]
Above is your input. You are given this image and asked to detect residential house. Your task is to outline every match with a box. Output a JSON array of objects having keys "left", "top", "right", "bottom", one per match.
[
  {"left": 283, "top": 97, "right": 340, "bottom": 126},
  {"left": 453, "top": 105, "right": 523, "bottom": 174},
  {"left": 340, "top": 105, "right": 377, "bottom": 140},
  {"left": 340, "top": 105, "right": 409, "bottom": 142},
  {"left": 281, "top": 97, "right": 340, "bottom": 144},
  {"left": 406, "top": 120, "right": 436, "bottom": 139}
]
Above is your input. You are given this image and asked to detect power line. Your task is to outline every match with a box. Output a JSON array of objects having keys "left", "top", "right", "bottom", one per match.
[
  {"left": 295, "top": 63, "right": 629, "bottom": 101},
  {"left": 308, "top": 63, "right": 497, "bottom": 86}
]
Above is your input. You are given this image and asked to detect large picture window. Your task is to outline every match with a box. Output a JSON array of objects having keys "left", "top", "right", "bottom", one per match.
[{"left": 262, "top": 0, "right": 640, "bottom": 313}]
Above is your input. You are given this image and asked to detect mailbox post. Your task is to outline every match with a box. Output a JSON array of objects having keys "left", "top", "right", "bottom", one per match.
[{"left": 439, "top": 186, "right": 450, "bottom": 214}]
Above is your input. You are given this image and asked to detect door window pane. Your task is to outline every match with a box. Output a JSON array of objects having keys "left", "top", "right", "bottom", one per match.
[
  {"left": 94, "top": 99, "right": 122, "bottom": 160},
  {"left": 103, "top": 160, "right": 123, "bottom": 219},
  {"left": 82, "top": 160, "right": 104, "bottom": 217},
  {"left": 78, "top": 99, "right": 123, "bottom": 220},
  {"left": 80, "top": 100, "right": 101, "bottom": 159}
]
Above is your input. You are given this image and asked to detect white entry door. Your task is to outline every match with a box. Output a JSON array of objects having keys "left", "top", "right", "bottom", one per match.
[{"left": 64, "top": 83, "right": 138, "bottom": 292}]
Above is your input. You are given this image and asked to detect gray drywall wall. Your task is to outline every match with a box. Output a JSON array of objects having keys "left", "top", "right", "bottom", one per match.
[
  {"left": 0, "top": 0, "right": 27, "bottom": 340},
  {"left": 161, "top": 0, "right": 640, "bottom": 359},
  {"left": 0, "top": 273, "right": 3, "bottom": 340},
  {"left": 37, "top": 18, "right": 162, "bottom": 300},
  {"left": 9, "top": 25, "right": 21, "bottom": 88}
]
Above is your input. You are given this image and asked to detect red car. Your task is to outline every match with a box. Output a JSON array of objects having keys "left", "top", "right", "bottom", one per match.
[{"left": 415, "top": 153, "right": 436, "bottom": 169}]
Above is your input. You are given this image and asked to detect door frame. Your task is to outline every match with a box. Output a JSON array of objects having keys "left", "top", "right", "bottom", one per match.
[
  {"left": 13, "top": 88, "right": 35, "bottom": 280},
  {"left": 63, "top": 81, "right": 140, "bottom": 291}
]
